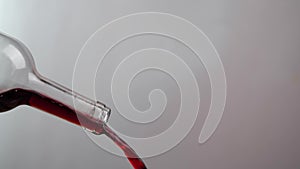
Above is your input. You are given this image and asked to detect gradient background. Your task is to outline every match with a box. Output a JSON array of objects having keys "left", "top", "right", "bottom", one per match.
[{"left": 0, "top": 0, "right": 300, "bottom": 168}]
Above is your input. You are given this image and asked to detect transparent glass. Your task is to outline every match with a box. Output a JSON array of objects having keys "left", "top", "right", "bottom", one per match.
[{"left": 0, "top": 32, "right": 111, "bottom": 134}]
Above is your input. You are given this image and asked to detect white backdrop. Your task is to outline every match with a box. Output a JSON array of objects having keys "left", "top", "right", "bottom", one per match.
[{"left": 0, "top": 0, "right": 300, "bottom": 168}]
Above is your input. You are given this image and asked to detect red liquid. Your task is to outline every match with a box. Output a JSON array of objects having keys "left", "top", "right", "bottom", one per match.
[
  {"left": 103, "top": 124, "right": 147, "bottom": 169},
  {"left": 0, "top": 89, "right": 147, "bottom": 169}
]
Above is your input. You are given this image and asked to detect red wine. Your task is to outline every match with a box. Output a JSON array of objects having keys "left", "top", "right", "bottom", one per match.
[
  {"left": 103, "top": 124, "right": 147, "bottom": 169},
  {"left": 0, "top": 89, "right": 147, "bottom": 169}
]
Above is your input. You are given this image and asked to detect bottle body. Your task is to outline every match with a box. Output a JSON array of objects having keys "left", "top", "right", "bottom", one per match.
[{"left": 0, "top": 32, "right": 110, "bottom": 134}]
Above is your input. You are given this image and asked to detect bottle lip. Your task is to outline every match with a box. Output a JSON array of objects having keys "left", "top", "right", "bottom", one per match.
[{"left": 95, "top": 102, "right": 111, "bottom": 123}]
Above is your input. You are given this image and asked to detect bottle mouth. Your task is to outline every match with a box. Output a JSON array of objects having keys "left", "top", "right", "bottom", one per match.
[{"left": 95, "top": 101, "right": 111, "bottom": 123}]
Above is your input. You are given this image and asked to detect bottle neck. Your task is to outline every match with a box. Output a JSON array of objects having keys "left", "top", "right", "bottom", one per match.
[{"left": 25, "top": 72, "right": 111, "bottom": 134}]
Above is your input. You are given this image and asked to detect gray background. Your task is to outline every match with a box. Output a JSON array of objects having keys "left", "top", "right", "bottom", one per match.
[{"left": 0, "top": 0, "right": 300, "bottom": 168}]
